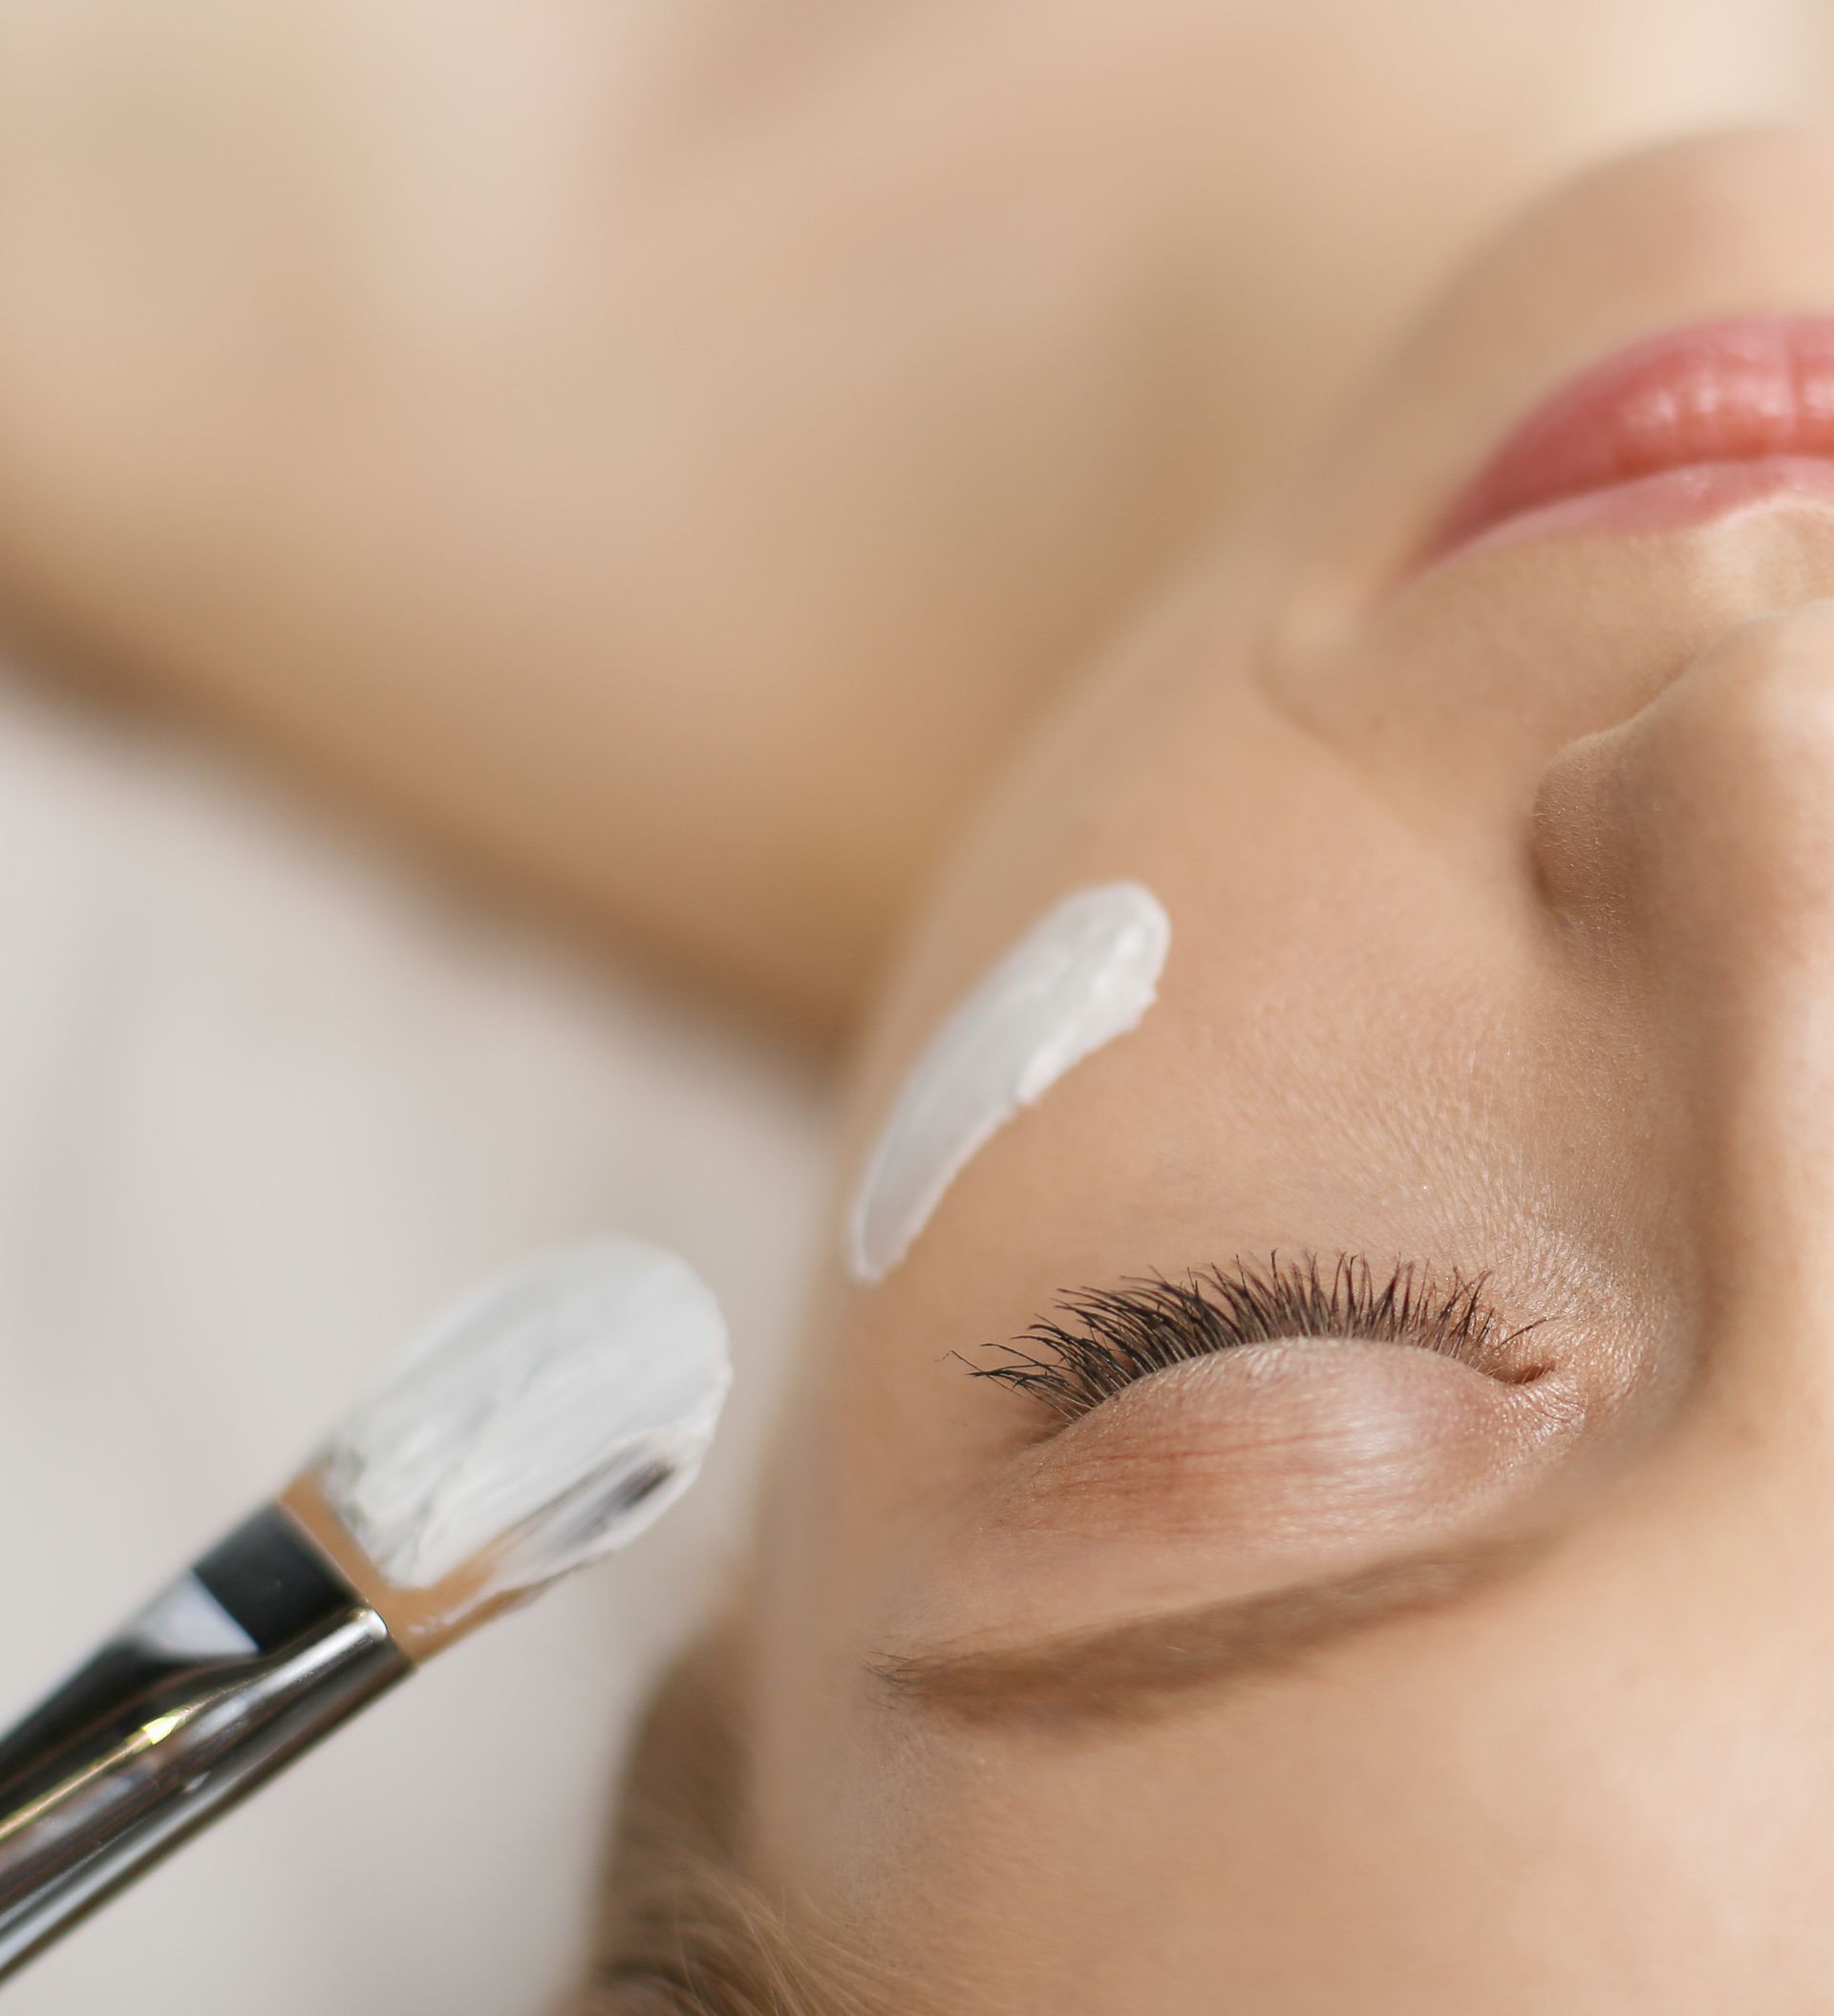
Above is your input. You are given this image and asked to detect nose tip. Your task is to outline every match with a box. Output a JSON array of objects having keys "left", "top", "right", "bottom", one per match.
[
  {"left": 1533, "top": 599, "right": 1834, "bottom": 982},
  {"left": 1530, "top": 600, "right": 1834, "bottom": 1333}
]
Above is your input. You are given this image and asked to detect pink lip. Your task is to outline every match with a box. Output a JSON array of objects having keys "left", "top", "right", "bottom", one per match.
[{"left": 1410, "top": 315, "right": 1834, "bottom": 575}]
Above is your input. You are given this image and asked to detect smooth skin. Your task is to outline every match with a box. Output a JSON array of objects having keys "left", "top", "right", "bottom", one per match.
[
  {"left": 748, "top": 130, "right": 1834, "bottom": 2010},
  {"left": 0, "top": 2, "right": 1826, "bottom": 1029},
  {"left": 8, "top": 11, "right": 1834, "bottom": 2009}
]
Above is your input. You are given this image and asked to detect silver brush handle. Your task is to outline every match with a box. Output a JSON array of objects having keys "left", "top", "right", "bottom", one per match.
[{"left": 0, "top": 1508, "right": 411, "bottom": 1983}]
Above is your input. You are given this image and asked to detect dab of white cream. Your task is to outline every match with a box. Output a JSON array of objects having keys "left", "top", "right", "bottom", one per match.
[
  {"left": 847, "top": 881, "right": 1170, "bottom": 1284},
  {"left": 315, "top": 1238, "right": 731, "bottom": 1596}
]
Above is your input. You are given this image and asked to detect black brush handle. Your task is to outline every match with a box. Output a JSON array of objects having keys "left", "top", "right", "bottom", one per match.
[{"left": 0, "top": 1506, "right": 410, "bottom": 1982}]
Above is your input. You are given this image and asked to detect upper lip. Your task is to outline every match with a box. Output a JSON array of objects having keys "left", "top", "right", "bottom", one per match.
[{"left": 1414, "top": 315, "right": 1834, "bottom": 569}]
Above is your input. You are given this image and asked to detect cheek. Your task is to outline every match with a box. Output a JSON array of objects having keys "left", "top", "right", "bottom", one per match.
[{"left": 843, "top": 881, "right": 1171, "bottom": 1285}]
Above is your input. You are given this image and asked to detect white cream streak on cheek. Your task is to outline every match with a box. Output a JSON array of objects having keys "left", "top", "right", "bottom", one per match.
[{"left": 846, "top": 881, "right": 1171, "bottom": 1284}]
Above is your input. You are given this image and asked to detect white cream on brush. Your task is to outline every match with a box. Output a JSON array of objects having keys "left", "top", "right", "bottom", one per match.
[
  {"left": 847, "top": 881, "right": 1171, "bottom": 1284},
  {"left": 0, "top": 1235, "right": 735, "bottom": 1984},
  {"left": 315, "top": 1236, "right": 732, "bottom": 1596}
]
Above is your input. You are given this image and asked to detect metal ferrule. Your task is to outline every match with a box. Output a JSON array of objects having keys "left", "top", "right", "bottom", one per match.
[{"left": 0, "top": 1505, "right": 411, "bottom": 1981}]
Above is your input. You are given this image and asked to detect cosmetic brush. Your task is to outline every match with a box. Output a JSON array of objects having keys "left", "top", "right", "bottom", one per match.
[{"left": 0, "top": 1234, "right": 731, "bottom": 1984}]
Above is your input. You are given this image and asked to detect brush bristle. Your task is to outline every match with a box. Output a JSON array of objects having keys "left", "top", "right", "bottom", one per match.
[{"left": 292, "top": 1238, "right": 730, "bottom": 1652}]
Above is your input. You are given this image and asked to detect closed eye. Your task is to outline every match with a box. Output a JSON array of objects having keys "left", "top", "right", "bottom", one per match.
[{"left": 961, "top": 1252, "right": 1552, "bottom": 1424}]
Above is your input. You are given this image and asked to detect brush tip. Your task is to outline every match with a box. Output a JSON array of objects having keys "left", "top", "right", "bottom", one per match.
[{"left": 292, "top": 1237, "right": 731, "bottom": 1652}]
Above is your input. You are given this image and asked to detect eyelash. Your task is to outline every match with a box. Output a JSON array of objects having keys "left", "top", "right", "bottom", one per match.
[{"left": 963, "top": 1253, "right": 1546, "bottom": 1423}]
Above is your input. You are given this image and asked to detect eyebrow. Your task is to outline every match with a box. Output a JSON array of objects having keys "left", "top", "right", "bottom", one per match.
[{"left": 867, "top": 1531, "right": 1550, "bottom": 1730}]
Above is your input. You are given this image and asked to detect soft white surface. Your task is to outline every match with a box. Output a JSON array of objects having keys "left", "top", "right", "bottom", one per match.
[
  {"left": 321, "top": 1237, "right": 732, "bottom": 1597},
  {"left": 846, "top": 881, "right": 1168, "bottom": 1282},
  {"left": 0, "top": 678, "right": 831, "bottom": 2015}
]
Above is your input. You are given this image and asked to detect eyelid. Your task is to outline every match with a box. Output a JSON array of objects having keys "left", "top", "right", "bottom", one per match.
[
  {"left": 968, "top": 1254, "right": 1550, "bottom": 1426},
  {"left": 908, "top": 1339, "right": 1587, "bottom": 1662},
  {"left": 1000, "top": 1340, "right": 1577, "bottom": 1539}
]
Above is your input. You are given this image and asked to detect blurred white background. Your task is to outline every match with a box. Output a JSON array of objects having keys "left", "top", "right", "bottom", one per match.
[{"left": 0, "top": 669, "right": 832, "bottom": 2014}]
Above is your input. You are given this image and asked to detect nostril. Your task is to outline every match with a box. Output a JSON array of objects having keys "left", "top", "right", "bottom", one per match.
[
  {"left": 1531, "top": 600, "right": 1834, "bottom": 953},
  {"left": 1530, "top": 725, "right": 1627, "bottom": 930}
]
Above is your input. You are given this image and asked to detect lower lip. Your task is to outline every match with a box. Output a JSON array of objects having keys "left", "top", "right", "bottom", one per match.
[{"left": 1410, "top": 315, "right": 1834, "bottom": 576}]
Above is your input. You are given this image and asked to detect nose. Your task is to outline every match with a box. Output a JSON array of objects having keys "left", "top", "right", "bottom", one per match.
[
  {"left": 1534, "top": 599, "right": 1834, "bottom": 999},
  {"left": 1532, "top": 599, "right": 1834, "bottom": 1335}
]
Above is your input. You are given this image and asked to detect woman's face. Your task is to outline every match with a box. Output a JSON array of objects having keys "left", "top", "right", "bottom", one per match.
[{"left": 751, "top": 129, "right": 1834, "bottom": 2010}]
